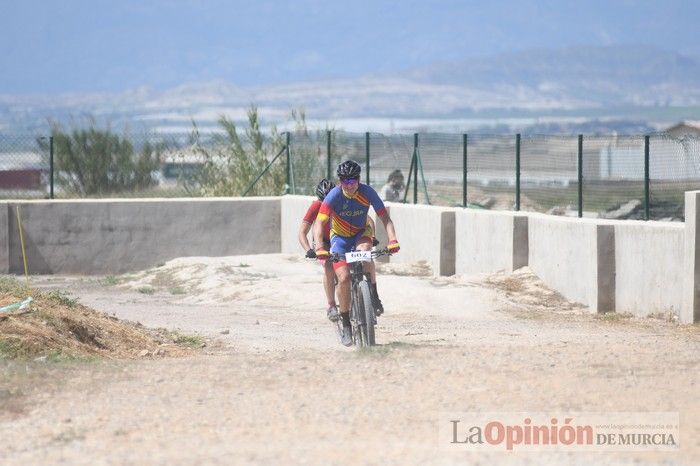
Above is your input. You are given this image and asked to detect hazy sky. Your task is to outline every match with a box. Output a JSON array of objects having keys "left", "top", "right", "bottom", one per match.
[{"left": 2, "top": 0, "right": 698, "bottom": 94}]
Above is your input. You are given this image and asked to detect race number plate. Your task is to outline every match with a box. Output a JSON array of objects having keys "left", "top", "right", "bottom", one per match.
[{"left": 345, "top": 251, "right": 372, "bottom": 263}]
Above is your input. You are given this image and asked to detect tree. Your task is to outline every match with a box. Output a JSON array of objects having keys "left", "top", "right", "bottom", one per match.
[
  {"left": 43, "top": 120, "right": 161, "bottom": 196},
  {"left": 183, "top": 106, "right": 287, "bottom": 196},
  {"left": 285, "top": 109, "right": 327, "bottom": 196}
]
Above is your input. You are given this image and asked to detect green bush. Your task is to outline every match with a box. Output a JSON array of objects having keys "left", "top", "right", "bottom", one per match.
[
  {"left": 184, "top": 106, "right": 286, "bottom": 196},
  {"left": 43, "top": 119, "right": 161, "bottom": 196}
]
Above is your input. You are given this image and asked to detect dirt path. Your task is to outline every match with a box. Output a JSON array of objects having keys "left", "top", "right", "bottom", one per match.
[{"left": 1, "top": 254, "right": 699, "bottom": 465}]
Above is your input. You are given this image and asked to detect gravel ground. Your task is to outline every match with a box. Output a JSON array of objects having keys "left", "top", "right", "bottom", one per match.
[{"left": 1, "top": 254, "right": 699, "bottom": 465}]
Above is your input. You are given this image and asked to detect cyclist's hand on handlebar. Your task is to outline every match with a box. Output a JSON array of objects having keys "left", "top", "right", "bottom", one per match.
[
  {"left": 315, "top": 248, "right": 329, "bottom": 260},
  {"left": 305, "top": 248, "right": 317, "bottom": 259},
  {"left": 387, "top": 240, "right": 400, "bottom": 254},
  {"left": 372, "top": 237, "right": 379, "bottom": 247}
]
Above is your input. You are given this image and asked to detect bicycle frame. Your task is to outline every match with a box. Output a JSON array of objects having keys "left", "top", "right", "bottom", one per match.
[{"left": 328, "top": 248, "right": 391, "bottom": 346}]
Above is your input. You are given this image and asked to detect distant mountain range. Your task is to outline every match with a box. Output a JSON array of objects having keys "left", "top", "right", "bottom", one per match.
[{"left": 1, "top": 45, "right": 699, "bottom": 134}]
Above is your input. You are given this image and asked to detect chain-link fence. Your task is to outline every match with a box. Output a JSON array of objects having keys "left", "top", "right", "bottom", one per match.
[
  {"left": 2, "top": 131, "right": 699, "bottom": 220},
  {"left": 285, "top": 131, "right": 700, "bottom": 221},
  {"left": 0, "top": 135, "right": 50, "bottom": 199}
]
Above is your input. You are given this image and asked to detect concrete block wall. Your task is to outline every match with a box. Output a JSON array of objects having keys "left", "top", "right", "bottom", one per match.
[
  {"left": 683, "top": 191, "right": 700, "bottom": 324},
  {"left": 528, "top": 214, "right": 616, "bottom": 313},
  {"left": 0, "top": 198, "right": 280, "bottom": 274},
  {"left": 280, "top": 195, "right": 316, "bottom": 255},
  {"left": 0, "top": 204, "right": 8, "bottom": 274},
  {"left": 455, "top": 209, "right": 528, "bottom": 275},
  {"left": 377, "top": 202, "right": 455, "bottom": 276},
  {"left": 614, "top": 221, "right": 684, "bottom": 317},
  {"left": 2, "top": 192, "right": 700, "bottom": 322}
]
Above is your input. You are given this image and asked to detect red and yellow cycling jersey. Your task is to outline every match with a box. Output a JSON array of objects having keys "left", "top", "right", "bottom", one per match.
[{"left": 317, "top": 184, "right": 386, "bottom": 238}]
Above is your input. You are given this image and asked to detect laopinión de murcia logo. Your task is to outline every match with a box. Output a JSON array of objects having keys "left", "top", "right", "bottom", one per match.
[{"left": 440, "top": 413, "right": 679, "bottom": 452}]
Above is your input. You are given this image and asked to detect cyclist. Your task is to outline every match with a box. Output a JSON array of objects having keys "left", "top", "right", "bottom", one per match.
[
  {"left": 299, "top": 178, "right": 379, "bottom": 323},
  {"left": 298, "top": 178, "right": 339, "bottom": 321},
  {"left": 314, "top": 160, "right": 400, "bottom": 346}
]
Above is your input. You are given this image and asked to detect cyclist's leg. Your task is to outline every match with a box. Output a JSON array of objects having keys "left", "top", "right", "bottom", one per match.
[
  {"left": 357, "top": 221, "right": 377, "bottom": 283},
  {"left": 357, "top": 228, "right": 383, "bottom": 314},
  {"left": 330, "top": 234, "right": 355, "bottom": 317},
  {"left": 330, "top": 235, "right": 355, "bottom": 346},
  {"left": 356, "top": 236, "right": 375, "bottom": 280},
  {"left": 321, "top": 240, "right": 338, "bottom": 320}
]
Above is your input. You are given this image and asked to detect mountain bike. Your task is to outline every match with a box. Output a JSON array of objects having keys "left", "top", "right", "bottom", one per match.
[{"left": 328, "top": 248, "right": 392, "bottom": 347}]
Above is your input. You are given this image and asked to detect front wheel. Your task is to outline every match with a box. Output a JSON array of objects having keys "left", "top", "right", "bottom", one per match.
[{"left": 357, "top": 281, "right": 375, "bottom": 346}]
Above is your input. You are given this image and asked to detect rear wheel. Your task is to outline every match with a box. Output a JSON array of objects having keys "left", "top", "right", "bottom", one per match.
[{"left": 357, "top": 281, "right": 375, "bottom": 346}]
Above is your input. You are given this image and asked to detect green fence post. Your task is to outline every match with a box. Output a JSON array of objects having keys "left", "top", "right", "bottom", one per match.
[
  {"left": 463, "top": 133, "right": 468, "bottom": 208},
  {"left": 413, "top": 133, "right": 418, "bottom": 204},
  {"left": 285, "top": 132, "right": 291, "bottom": 194},
  {"left": 326, "top": 130, "right": 332, "bottom": 180},
  {"left": 49, "top": 135, "right": 54, "bottom": 199},
  {"left": 365, "top": 132, "right": 370, "bottom": 186},
  {"left": 644, "top": 135, "right": 650, "bottom": 220},
  {"left": 515, "top": 133, "right": 521, "bottom": 211},
  {"left": 578, "top": 134, "right": 583, "bottom": 218},
  {"left": 402, "top": 151, "right": 414, "bottom": 203}
]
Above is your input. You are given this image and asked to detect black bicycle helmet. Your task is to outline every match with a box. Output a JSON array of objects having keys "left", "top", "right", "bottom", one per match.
[
  {"left": 315, "top": 178, "right": 334, "bottom": 200},
  {"left": 336, "top": 160, "right": 361, "bottom": 179}
]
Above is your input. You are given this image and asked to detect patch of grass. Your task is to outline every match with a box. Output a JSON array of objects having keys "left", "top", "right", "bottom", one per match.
[
  {"left": 155, "top": 262, "right": 166, "bottom": 268},
  {"left": 101, "top": 275, "right": 120, "bottom": 286},
  {"left": 0, "top": 338, "right": 24, "bottom": 360},
  {"left": 237, "top": 263, "right": 250, "bottom": 268},
  {"left": 42, "top": 350, "right": 98, "bottom": 364},
  {"left": 595, "top": 311, "right": 634, "bottom": 322},
  {"left": 169, "top": 287, "right": 187, "bottom": 295},
  {"left": 150, "top": 269, "right": 184, "bottom": 289},
  {"left": 136, "top": 286, "right": 155, "bottom": 295},
  {"left": 354, "top": 345, "right": 391, "bottom": 357},
  {"left": 173, "top": 333, "right": 206, "bottom": 348},
  {"left": 0, "top": 277, "right": 31, "bottom": 299},
  {"left": 0, "top": 337, "right": 98, "bottom": 363},
  {"left": 45, "top": 290, "right": 78, "bottom": 308},
  {"left": 509, "top": 309, "right": 549, "bottom": 320},
  {"left": 384, "top": 341, "right": 423, "bottom": 350}
]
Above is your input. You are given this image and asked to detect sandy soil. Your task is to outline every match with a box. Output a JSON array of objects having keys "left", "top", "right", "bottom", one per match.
[{"left": 1, "top": 254, "right": 699, "bottom": 465}]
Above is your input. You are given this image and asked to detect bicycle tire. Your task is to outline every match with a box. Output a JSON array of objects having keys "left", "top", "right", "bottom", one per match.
[
  {"left": 358, "top": 280, "right": 375, "bottom": 346},
  {"left": 350, "top": 285, "right": 365, "bottom": 347}
]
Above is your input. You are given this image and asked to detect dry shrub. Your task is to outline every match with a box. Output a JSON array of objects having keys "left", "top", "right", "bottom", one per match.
[{"left": 0, "top": 277, "right": 193, "bottom": 361}]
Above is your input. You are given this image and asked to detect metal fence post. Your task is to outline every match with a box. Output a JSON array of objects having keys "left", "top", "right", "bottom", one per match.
[
  {"left": 413, "top": 133, "right": 418, "bottom": 204},
  {"left": 578, "top": 134, "right": 583, "bottom": 218},
  {"left": 644, "top": 135, "right": 650, "bottom": 220},
  {"left": 515, "top": 133, "right": 521, "bottom": 211},
  {"left": 285, "top": 132, "right": 291, "bottom": 194},
  {"left": 365, "top": 132, "right": 370, "bottom": 186},
  {"left": 49, "top": 136, "right": 54, "bottom": 199},
  {"left": 462, "top": 133, "right": 468, "bottom": 207},
  {"left": 326, "top": 130, "right": 332, "bottom": 180}
]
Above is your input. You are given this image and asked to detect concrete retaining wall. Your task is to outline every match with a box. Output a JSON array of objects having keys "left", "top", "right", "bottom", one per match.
[
  {"left": 379, "top": 203, "right": 455, "bottom": 276},
  {"left": 614, "top": 221, "right": 684, "bottom": 317},
  {"left": 683, "top": 191, "right": 700, "bottom": 323},
  {"left": 2, "top": 193, "right": 699, "bottom": 322},
  {"left": 280, "top": 195, "right": 316, "bottom": 255},
  {"left": 528, "top": 213, "right": 615, "bottom": 313},
  {"left": 0, "top": 204, "right": 8, "bottom": 274},
  {"left": 0, "top": 198, "right": 280, "bottom": 274},
  {"left": 455, "top": 209, "right": 528, "bottom": 275}
]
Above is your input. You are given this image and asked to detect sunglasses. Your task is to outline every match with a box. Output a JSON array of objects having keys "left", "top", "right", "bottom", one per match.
[{"left": 340, "top": 178, "right": 359, "bottom": 186}]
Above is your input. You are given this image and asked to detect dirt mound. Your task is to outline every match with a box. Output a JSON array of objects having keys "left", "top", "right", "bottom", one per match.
[
  {"left": 375, "top": 260, "right": 433, "bottom": 277},
  {"left": 480, "top": 266, "right": 586, "bottom": 314},
  {"left": 0, "top": 277, "right": 195, "bottom": 361}
]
